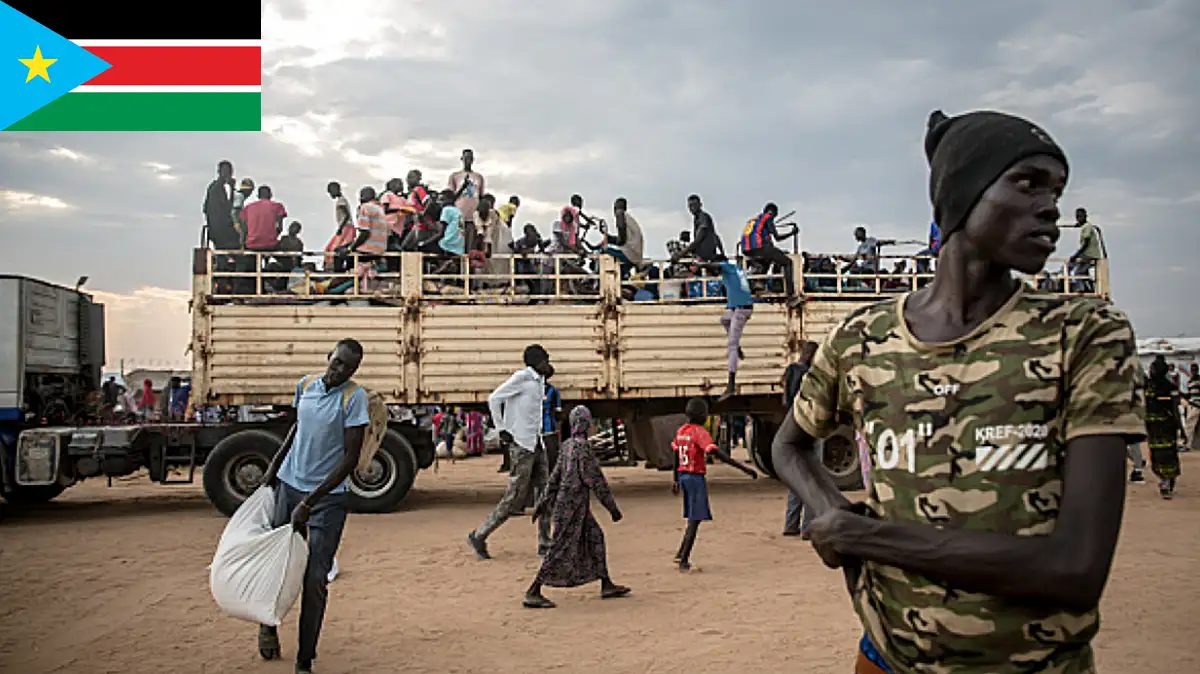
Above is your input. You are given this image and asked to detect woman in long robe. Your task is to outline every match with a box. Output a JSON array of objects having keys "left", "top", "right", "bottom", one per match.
[
  {"left": 1147, "top": 357, "right": 1184, "bottom": 499},
  {"left": 523, "top": 405, "right": 631, "bottom": 608}
]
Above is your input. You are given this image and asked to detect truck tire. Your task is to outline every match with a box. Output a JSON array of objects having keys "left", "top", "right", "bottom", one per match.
[
  {"left": 748, "top": 417, "right": 778, "bottom": 479},
  {"left": 749, "top": 418, "right": 863, "bottom": 492},
  {"left": 821, "top": 428, "right": 863, "bottom": 491},
  {"left": 3, "top": 483, "right": 67, "bottom": 504},
  {"left": 203, "top": 429, "right": 283, "bottom": 517},
  {"left": 349, "top": 429, "right": 417, "bottom": 514}
]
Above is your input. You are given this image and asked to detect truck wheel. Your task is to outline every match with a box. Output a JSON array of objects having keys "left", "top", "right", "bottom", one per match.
[
  {"left": 749, "top": 417, "right": 779, "bottom": 479},
  {"left": 349, "top": 429, "right": 417, "bottom": 514},
  {"left": 3, "top": 483, "right": 66, "bottom": 504},
  {"left": 203, "top": 429, "right": 283, "bottom": 517},
  {"left": 821, "top": 428, "right": 863, "bottom": 491}
]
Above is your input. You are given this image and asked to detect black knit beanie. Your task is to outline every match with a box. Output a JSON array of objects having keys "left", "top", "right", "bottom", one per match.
[{"left": 925, "top": 109, "right": 1069, "bottom": 244}]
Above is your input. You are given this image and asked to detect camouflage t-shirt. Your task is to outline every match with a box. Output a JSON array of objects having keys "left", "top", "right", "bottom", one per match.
[{"left": 793, "top": 286, "right": 1145, "bottom": 674}]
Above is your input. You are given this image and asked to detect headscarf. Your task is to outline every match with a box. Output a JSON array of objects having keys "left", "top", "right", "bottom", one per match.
[
  {"left": 568, "top": 404, "right": 592, "bottom": 439},
  {"left": 140, "top": 379, "right": 157, "bottom": 410}
]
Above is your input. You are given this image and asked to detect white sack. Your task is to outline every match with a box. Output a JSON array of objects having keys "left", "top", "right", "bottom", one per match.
[{"left": 209, "top": 485, "right": 308, "bottom": 626}]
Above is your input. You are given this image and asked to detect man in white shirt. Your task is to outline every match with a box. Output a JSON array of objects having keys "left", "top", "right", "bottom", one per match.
[{"left": 468, "top": 344, "right": 554, "bottom": 560}]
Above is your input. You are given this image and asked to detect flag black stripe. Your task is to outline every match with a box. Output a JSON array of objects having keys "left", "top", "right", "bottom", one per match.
[{"left": 7, "top": 0, "right": 262, "bottom": 40}]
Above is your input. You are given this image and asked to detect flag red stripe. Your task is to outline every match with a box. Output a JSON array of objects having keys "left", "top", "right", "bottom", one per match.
[{"left": 82, "top": 46, "right": 261, "bottom": 86}]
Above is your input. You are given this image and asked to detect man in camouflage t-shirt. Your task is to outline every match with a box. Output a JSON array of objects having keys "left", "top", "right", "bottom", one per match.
[{"left": 773, "top": 109, "right": 1144, "bottom": 674}]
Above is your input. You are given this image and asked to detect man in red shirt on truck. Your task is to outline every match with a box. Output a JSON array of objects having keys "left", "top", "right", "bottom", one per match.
[{"left": 671, "top": 398, "right": 757, "bottom": 572}]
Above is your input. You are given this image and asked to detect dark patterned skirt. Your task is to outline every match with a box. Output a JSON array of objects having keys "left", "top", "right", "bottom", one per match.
[{"left": 1147, "top": 412, "right": 1181, "bottom": 480}]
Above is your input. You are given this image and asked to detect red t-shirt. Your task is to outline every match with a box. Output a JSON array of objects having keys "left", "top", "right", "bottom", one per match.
[
  {"left": 673, "top": 423, "right": 717, "bottom": 475},
  {"left": 243, "top": 199, "right": 287, "bottom": 250}
]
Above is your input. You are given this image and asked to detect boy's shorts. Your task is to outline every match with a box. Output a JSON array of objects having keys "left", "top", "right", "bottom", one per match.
[
  {"left": 678, "top": 472, "right": 713, "bottom": 522},
  {"left": 855, "top": 634, "right": 893, "bottom": 673}
]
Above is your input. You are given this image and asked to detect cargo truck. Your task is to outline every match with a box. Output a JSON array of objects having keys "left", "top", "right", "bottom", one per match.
[{"left": 6, "top": 248, "right": 1107, "bottom": 516}]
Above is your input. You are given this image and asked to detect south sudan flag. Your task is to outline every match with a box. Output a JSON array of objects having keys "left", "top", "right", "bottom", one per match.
[{"left": 0, "top": 0, "right": 261, "bottom": 131}]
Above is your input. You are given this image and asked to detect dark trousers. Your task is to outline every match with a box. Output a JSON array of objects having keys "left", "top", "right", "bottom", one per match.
[
  {"left": 268, "top": 483, "right": 348, "bottom": 665},
  {"left": 745, "top": 246, "right": 795, "bottom": 296},
  {"left": 783, "top": 490, "right": 815, "bottom": 533},
  {"left": 476, "top": 443, "right": 552, "bottom": 551}
]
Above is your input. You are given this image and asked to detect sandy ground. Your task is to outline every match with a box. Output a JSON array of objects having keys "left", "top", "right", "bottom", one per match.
[{"left": 1, "top": 453, "right": 1199, "bottom": 674}]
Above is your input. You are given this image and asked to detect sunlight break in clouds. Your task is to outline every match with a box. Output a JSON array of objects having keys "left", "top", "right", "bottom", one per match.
[
  {"left": 48, "top": 146, "right": 94, "bottom": 163},
  {"left": 89, "top": 287, "right": 193, "bottom": 367},
  {"left": 261, "top": 0, "right": 449, "bottom": 73},
  {"left": 1, "top": 189, "right": 71, "bottom": 211}
]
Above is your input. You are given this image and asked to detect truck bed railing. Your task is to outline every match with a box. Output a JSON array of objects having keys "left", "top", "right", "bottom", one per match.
[
  {"left": 798, "top": 253, "right": 1108, "bottom": 299},
  {"left": 196, "top": 249, "right": 1108, "bottom": 304}
]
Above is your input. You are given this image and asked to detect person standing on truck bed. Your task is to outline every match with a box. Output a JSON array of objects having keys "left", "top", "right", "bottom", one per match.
[
  {"left": 204, "top": 159, "right": 238, "bottom": 251},
  {"left": 773, "top": 108, "right": 1145, "bottom": 674},
  {"left": 326, "top": 182, "right": 355, "bottom": 273},
  {"left": 468, "top": 344, "right": 555, "bottom": 561},
  {"left": 258, "top": 338, "right": 369, "bottom": 674},
  {"left": 204, "top": 160, "right": 239, "bottom": 293},
  {"left": 449, "top": 148, "right": 485, "bottom": 252}
]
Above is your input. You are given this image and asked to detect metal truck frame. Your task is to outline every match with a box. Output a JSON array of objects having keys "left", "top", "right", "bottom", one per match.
[{"left": 5, "top": 247, "right": 1107, "bottom": 517}]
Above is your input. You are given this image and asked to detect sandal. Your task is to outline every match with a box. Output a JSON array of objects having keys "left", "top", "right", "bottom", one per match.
[
  {"left": 258, "top": 626, "right": 281, "bottom": 661},
  {"left": 523, "top": 594, "right": 556, "bottom": 609},
  {"left": 601, "top": 584, "right": 631, "bottom": 599}
]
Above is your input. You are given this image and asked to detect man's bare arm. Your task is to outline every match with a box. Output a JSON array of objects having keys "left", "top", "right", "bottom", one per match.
[
  {"left": 820, "top": 435, "right": 1126, "bottom": 612},
  {"left": 711, "top": 448, "right": 757, "bottom": 478},
  {"left": 263, "top": 423, "right": 297, "bottom": 484},
  {"left": 771, "top": 413, "right": 851, "bottom": 519}
]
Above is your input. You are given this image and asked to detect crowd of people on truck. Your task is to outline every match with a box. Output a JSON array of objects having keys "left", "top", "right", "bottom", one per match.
[
  {"left": 191, "top": 106, "right": 1170, "bottom": 674},
  {"left": 201, "top": 148, "right": 1109, "bottom": 305}
]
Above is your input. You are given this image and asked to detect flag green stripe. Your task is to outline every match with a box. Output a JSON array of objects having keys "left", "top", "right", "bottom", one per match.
[{"left": 5, "top": 92, "right": 261, "bottom": 131}]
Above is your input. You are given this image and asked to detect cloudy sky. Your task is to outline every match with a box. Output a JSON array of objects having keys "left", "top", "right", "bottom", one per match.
[{"left": 1, "top": 0, "right": 1197, "bottom": 367}]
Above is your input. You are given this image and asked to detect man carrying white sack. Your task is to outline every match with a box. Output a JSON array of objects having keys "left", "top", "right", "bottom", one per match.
[{"left": 259, "top": 338, "right": 369, "bottom": 674}]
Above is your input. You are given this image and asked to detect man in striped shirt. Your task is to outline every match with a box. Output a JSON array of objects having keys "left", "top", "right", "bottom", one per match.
[
  {"left": 741, "top": 202, "right": 797, "bottom": 299},
  {"left": 344, "top": 187, "right": 388, "bottom": 289}
]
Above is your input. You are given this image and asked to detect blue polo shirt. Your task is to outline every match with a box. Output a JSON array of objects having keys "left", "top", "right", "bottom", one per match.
[
  {"left": 719, "top": 262, "right": 753, "bottom": 309},
  {"left": 278, "top": 376, "right": 370, "bottom": 494}
]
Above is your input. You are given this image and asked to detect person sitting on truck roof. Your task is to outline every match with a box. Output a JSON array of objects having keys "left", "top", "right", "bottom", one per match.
[
  {"left": 241, "top": 185, "right": 289, "bottom": 293},
  {"left": 497, "top": 195, "right": 520, "bottom": 227},
  {"left": 741, "top": 202, "right": 798, "bottom": 300},
  {"left": 603, "top": 197, "right": 644, "bottom": 278},
  {"left": 340, "top": 186, "right": 389, "bottom": 290},
  {"left": 232, "top": 177, "right": 255, "bottom": 246},
  {"left": 278, "top": 221, "right": 304, "bottom": 273},
  {"left": 674, "top": 195, "right": 726, "bottom": 264},
  {"left": 259, "top": 338, "right": 369, "bottom": 674},
  {"left": 438, "top": 188, "right": 466, "bottom": 257}
]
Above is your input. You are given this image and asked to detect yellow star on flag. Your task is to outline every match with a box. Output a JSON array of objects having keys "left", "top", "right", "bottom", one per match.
[{"left": 19, "top": 46, "right": 57, "bottom": 83}]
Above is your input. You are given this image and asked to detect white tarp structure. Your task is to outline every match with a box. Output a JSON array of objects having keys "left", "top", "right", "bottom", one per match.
[
  {"left": 1137, "top": 337, "right": 1200, "bottom": 357},
  {"left": 1137, "top": 338, "right": 1199, "bottom": 381}
]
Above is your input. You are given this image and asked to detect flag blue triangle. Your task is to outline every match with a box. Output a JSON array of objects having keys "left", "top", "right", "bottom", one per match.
[{"left": 0, "top": 1, "right": 111, "bottom": 130}]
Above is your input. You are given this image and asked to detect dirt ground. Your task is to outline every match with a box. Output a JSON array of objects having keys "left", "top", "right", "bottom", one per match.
[{"left": 2, "top": 453, "right": 1199, "bottom": 674}]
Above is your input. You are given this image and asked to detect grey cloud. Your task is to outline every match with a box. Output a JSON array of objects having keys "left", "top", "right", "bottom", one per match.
[{"left": 0, "top": 0, "right": 1195, "bottom": 335}]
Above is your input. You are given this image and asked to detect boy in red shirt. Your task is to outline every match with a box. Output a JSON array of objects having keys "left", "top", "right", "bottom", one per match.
[{"left": 672, "top": 398, "right": 757, "bottom": 571}]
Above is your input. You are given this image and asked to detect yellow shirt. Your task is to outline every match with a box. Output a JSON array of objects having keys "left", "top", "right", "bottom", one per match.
[{"left": 497, "top": 203, "right": 517, "bottom": 225}]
